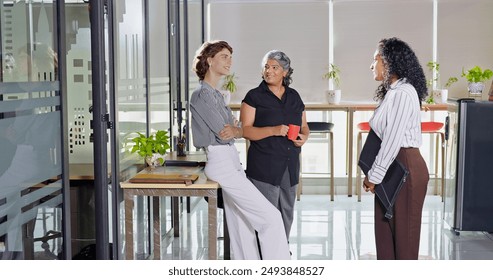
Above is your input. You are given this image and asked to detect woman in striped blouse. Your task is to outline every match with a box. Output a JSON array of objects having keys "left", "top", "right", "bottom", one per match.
[{"left": 364, "top": 37, "right": 429, "bottom": 260}]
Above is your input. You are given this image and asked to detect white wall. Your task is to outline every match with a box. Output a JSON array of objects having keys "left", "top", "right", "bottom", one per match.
[
  {"left": 334, "top": 0, "right": 433, "bottom": 101},
  {"left": 206, "top": 0, "right": 493, "bottom": 103},
  {"left": 207, "top": 0, "right": 330, "bottom": 103},
  {"left": 437, "top": 0, "right": 493, "bottom": 99}
]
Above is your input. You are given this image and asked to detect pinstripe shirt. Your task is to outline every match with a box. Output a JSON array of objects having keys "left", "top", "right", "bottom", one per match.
[
  {"left": 190, "top": 80, "right": 235, "bottom": 148},
  {"left": 367, "top": 78, "right": 422, "bottom": 184}
]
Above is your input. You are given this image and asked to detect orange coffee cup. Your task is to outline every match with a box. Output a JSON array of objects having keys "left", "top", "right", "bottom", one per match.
[{"left": 287, "top": 124, "right": 300, "bottom": 140}]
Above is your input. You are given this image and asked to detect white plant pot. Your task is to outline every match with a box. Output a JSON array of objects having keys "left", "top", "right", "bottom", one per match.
[
  {"left": 468, "top": 82, "right": 484, "bottom": 96},
  {"left": 433, "top": 89, "right": 448, "bottom": 104},
  {"left": 145, "top": 153, "right": 166, "bottom": 168},
  {"left": 327, "top": 89, "right": 341, "bottom": 104}
]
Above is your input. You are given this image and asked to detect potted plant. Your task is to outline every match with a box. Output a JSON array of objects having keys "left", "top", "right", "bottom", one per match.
[
  {"left": 461, "top": 66, "right": 493, "bottom": 95},
  {"left": 434, "top": 76, "right": 458, "bottom": 104},
  {"left": 220, "top": 73, "right": 237, "bottom": 104},
  {"left": 426, "top": 61, "right": 458, "bottom": 104},
  {"left": 444, "top": 76, "right": 459, "bottom": 89},
  {"left": 130, "top": 130, "right": 170, "bottom": 168},
  {"left": 323, "top": 63, "right": 341, "bottom": 104},
  {"left": 425, "top": 94, "right": 435, "bottom": 104},
  {"left": 426, "top": 61, "right": 440, "bottom": 88},
  {"left": 426, "top": 61, "right": 441, "bottom": 104}
]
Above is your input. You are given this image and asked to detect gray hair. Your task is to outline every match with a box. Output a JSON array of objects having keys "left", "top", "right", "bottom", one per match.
[{"left": 261, "top": 50, "right": 294, "bottom": 86}]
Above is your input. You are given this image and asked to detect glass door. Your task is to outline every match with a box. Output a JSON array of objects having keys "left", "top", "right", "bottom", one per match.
[
  {"left": 0, "top": 0, "right": 69, "bottom": 260},
  {"left": 170, "top": 0, "right": 203, "bottom": 151}
]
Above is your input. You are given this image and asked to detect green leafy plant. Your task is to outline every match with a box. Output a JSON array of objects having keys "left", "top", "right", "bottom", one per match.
[
  {"left": 444, "top": 77, "right": 458, "bottom": 89},
  {"left": 130, "top": 130, "right": 170, "bottom": 165},
  {"left": 427, "top": 61, "right": 459, "bottom": 91},
  {"left": 323, "top": 63, "right": 341, "bottom": 88},
  {"left": 222, "top": 73, "right": 238, "bottom": 93},
  {"left": 425, "top": 94, "right": 435, "bottom": 104},
  {"left": 461, "top": 66, "right": 493, "bottom": 83},
  {"left": 427, "top": 61, "right": 440, "bottom": 88}
]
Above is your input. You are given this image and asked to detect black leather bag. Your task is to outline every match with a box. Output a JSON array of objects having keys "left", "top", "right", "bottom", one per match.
[{"left": 358, "top": 129, "right": 409, "bottom": 219}]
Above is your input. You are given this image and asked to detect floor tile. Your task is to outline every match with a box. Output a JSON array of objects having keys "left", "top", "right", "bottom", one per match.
[{"left": 160, "top": 192, "right": 493, "bottom": 260}]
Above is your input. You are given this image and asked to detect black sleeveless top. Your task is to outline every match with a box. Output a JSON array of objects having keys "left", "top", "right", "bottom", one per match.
[{"left": 242, "top": 81, "right": 305, "bottom": 186}]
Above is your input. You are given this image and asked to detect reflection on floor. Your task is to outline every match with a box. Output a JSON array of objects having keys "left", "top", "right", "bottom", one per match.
[{"left": 162, "top": 193, "right": 493, "bottom": 260}]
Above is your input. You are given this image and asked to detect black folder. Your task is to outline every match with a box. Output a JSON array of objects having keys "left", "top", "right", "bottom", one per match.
[{"left": 358, "top": 129, "right": 409, "bottom": 219}]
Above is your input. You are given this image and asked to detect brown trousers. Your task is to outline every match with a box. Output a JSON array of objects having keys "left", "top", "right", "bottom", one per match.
[{"left": 374, "top": 148, "right": 429, "bottom": 260}]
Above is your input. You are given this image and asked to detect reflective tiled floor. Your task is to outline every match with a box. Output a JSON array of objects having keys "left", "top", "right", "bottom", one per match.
[{"left": 162, "top": 190, "right": 493, "bottom": 260}]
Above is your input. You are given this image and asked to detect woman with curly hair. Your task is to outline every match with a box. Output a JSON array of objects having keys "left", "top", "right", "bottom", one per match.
[{"left": 363, "top": 37, "right": 429, "bottom": 260}]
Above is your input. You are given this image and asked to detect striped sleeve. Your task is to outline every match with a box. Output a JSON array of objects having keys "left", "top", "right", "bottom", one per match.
[
  {"left": 367, "top": 91, "right": 414, "bottom": 184},
  {"left": 190, "top": 89, "right": 232, "bottom": 147}
]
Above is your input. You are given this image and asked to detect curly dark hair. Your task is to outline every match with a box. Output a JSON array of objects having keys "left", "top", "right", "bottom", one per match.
[
  {"left": 375, "top": 37, "right": 428, "bottom": 105},
  {"left": 192, "top": 40, "right": 233, "bottom": 80}
]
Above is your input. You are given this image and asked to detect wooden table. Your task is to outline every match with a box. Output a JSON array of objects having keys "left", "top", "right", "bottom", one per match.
[
  {"left": 121, "top": 164, "right": 228, "bottom": 260},
  {"left": 165, "top": 151, "right": 207, "bottom": 213},
  {"left": 230, "top": 102, "right": 448, "bottom": 198}
]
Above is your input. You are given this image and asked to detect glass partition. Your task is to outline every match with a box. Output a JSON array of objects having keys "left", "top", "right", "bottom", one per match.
[
  {"left": 148, "top": 0, "right": 172, "bottom": 243},
  {"left": 114, "top": 0, "right": 150, "bottom": 259},
  {"left": 186, "top": 0, "right": 203, "bottom": 150},
  {"left": 64, "top": 1, "right": 102, "bottom": 258},
  {"left": 0, "top": 0, "right": 64, "bottom": 260}
]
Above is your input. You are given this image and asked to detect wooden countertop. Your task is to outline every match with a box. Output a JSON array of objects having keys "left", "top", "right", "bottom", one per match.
[
  {"left": 69, "top": 163, "right": 97, "bottom": 180},
  {"left": 229, "top": 102, "right": 448, "bottom": 111},
  {"left": 121, "top": 166, "right": 217, "bottom": 189}
]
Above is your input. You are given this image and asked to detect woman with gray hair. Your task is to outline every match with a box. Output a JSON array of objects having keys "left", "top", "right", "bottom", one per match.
[{"left": 240, "top": 50, "right": 309, "bottom": 242}]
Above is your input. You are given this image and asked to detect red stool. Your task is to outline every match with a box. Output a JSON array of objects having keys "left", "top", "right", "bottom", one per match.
[
  {"left": 421, "top": 121, "right": 445, "bottom": 200},
  {"left": 356, "top": 122, "right": 370, "bottom": 202},
  {"left": 355, "top": 121, "right": 445, "bottom": 202}
]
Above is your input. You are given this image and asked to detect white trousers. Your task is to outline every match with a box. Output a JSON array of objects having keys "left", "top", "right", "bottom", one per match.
[{"left": 205, "top": 144, "right": 290, "bottom": 260}]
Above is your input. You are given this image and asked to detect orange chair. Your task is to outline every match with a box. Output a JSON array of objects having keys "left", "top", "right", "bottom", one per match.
[
  {"left": 355, "top": 121, "right": 445, "bottom": 202},
  {"left": 298, "top": 122, "right": 335, "bottom": 201},
  {"left": 421, "top": 121, "right": 445, "bottom": 200},
  {"left": 355, "top": 122, "right": 370, "bottom": 202}
]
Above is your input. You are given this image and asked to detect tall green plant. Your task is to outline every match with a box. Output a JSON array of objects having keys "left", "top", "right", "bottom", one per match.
[
  {"left": 427, "top": 61, "right": 440, "bottom": 88},
  {"left": 427, "top": 61, "right": 459, "bottom": 90},
  {"left": 444, "top": 77, "right": 458, "bottom": 89},
  {"left": 323, "top": 63, "right": 341, "bottom": 88}
]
